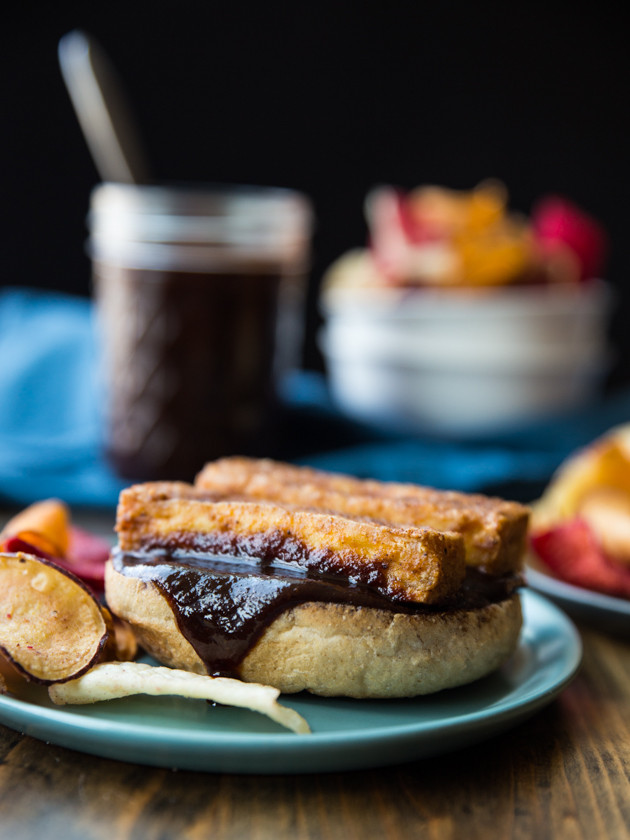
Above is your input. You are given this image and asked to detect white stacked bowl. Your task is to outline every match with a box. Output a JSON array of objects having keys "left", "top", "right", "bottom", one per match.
[{"left": 320, "top": 276, "right": 613, "bottom": 437}]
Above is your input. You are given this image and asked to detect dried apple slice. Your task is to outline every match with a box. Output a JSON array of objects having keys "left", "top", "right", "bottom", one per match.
[
  {"left": 1, "top": 499, "right": 70, "bottom": 557},
  {"left": 531, "top": 424, "right": 630, "bottom": 530},
  {"left": 48, "top": 661, "right": 311, "bottom": 734},
  {"left": 0, "top": 651, "right": 31, "bottom": 697},
  {"left": 1, "top": 516, "right": 112, "bottom": 597},
  {"left": 100, "top": 608, "right": 138, "bottom": 663},
  {"left": 3, "top": 531, "right": 60, "bottom": 561},
  {"left": 0, "top": 552, "right": 109, "bottom": 684}
]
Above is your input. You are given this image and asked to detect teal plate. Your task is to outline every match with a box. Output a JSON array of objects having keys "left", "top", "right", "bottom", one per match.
[{"left": 0, "top": 590, "right": 581, "bottom": 774}]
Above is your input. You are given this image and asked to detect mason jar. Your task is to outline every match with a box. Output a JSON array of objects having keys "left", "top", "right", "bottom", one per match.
[{"left": 88, "top": 182, "right": 313, "bottom": 481}]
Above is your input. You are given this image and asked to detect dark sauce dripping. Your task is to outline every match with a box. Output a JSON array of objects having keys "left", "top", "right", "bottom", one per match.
[{"left": 112, "top": 548, "right": 521, "bottom": 678}]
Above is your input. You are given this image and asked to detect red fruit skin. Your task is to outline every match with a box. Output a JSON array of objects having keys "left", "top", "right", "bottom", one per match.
[
  {"left": 530, "top": 518, "right": 630, "bottom": 599},
  {"left": 393, "top": 192, "right": 428, "bottom": 244},
  {"left": 1, "top": 536, "right": 57, "bottom": 563},
  {"left": 369, "top": 191, "right": 450, "bottom": 285},
  {"left": 531, "top": 196, "right": 608, "bottom": 282}
]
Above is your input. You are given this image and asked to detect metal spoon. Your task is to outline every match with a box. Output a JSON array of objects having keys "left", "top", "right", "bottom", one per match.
[{"left": 58, "top": 29, "right": 151, "bottom": 184}]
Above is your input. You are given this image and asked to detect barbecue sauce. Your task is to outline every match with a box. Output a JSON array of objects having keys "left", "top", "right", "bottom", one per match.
[{"left": 112, "top": 549, "right": 521, "bottom": 678}]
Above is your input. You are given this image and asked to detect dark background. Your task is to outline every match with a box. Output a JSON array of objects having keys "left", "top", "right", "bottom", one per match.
[{"left": 2, "top": 2, "right": 629, "bottom": 382}]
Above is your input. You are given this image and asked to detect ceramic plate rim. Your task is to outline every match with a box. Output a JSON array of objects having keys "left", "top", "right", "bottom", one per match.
[
  {"left": 0, "top": 589, "right": 582, "bottom": 771},
  {"left": 526, "top": 563, "right": 630, "bottom": 617}
]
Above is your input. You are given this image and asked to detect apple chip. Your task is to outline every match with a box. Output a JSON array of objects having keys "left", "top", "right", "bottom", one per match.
[
  {"left": 1, "top": 500, "right": 112, "bottom": 596},
  {"left": 532, "top": 424, "right": 630, "bottom": 530},
  {"left": 101, "top": 609, "right": 139, "bottom": 662},
  {"left": 1, "top": 499, "right": 70, "bottom": 557},
  {"left": 0, "top": 652, "right": 32, "bottom": 697},
  {"left": 0, "top": 552, "right": 109, "bottom": 684},
  {"left": 48, "top": 661, "right": 311, "bottom": 735}
]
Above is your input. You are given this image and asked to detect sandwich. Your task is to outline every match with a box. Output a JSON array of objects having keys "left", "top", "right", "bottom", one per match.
[{"left": 104, "top": 458, "right": 529, "bottom": 698}]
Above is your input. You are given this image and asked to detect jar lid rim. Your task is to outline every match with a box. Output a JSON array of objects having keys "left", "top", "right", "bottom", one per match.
[{"left": 89, "top": 181, "right": 314, "bottom": 220}]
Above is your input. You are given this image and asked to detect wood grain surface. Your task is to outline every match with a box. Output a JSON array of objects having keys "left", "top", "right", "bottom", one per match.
[{"left": 1, "top": 622, "right": 630, "bottom": 840}]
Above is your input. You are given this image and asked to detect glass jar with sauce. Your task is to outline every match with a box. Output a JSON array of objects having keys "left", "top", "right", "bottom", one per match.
[{"left": 88, "top": 183, "right": 313, "bottom": 481}]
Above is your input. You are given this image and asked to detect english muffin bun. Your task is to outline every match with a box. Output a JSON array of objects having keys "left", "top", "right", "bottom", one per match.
[{"left": 105, "top": 560, "right": 522, "bottom": 699}]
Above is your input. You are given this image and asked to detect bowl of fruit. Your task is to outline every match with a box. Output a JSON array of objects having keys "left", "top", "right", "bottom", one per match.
[{"left": 319, "top": 180, "right": 612, "bottom": 437}]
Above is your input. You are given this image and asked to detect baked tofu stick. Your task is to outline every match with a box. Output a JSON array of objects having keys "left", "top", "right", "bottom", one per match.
[
  {"left": 195, "top": 458, "right": 529, "bottom": 575},
  {"left": 116, "top": 484, "right": 466, "bottom": 605}
]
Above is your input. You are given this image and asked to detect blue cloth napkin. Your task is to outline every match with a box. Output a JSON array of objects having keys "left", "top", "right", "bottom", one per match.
[
  {"left": 1, "top": 286, "right": 629, "bottom": 509},
  {"left": 284, "top": 369, "right": 630, "bottom": 493},
  {"left": 0, "top": 288, "right": 126, "bottom": 507}
]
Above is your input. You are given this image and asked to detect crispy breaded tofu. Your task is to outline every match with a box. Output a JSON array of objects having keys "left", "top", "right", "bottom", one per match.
[
  {"left": 116, "top": 483, "right": 466, "bottom": 605},
  {"left": 195, "top": 458, "right": 529, "bottom": 574}
]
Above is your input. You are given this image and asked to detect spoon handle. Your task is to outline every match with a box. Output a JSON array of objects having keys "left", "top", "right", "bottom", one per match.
[{"left": 58, "top": 30, "right": 151, "bottom": 184}]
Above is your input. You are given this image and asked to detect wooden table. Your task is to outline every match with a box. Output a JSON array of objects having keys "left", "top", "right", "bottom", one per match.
[{"left": 1, "top": 618, "right": 629, "bottom": 840}]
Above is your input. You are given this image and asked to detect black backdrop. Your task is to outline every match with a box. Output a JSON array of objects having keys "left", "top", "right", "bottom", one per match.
[{"left": 2, "top": 2, "right": 629, "bottom": 382}]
